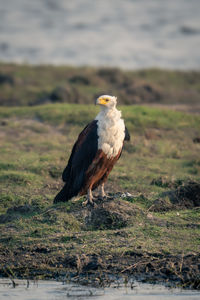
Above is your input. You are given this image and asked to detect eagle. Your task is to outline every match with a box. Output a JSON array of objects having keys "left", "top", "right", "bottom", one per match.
[{"left": 54, "top": 95, "right": 130, "bottom": 205}]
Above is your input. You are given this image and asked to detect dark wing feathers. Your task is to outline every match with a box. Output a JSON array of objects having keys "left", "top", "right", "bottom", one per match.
[
  {"left": 62, "top": 120, "right": 98, "bottom": 182},
  {"left": 54, "top": 120, "right": 98, "bottom": 202},
  {"left": 125, "top": 126, "right": 130, "bottom": 141}
]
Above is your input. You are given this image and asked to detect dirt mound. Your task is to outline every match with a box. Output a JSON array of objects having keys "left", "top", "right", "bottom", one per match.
[
  {"left": 150, "top": 181, "right": 200, "bottom": 212},
  {"left": 170, "top": 181, "right": 200, "bottom": 208},
  {"left": 83, "top": 198, "right": 141, "bottom": 230}
]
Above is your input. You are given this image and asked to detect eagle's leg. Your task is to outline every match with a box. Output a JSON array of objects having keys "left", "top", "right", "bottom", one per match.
[
  {"left": 83, "top": 188, "right": 94, "bottom": 206},
  {"left": 87, "top": 188, "right": 94, "bottom": 204},
  {"left": 99, "top": 183, "right": 107, "bottom": 199}
]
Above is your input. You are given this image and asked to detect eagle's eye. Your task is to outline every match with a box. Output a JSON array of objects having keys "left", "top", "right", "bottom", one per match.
[{"left": 105, "top": 98, "right": 109, "bottom": 102}]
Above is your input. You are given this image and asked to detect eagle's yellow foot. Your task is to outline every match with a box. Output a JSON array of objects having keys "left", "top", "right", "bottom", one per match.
[
  {"left": 99, "top": 183, "right": 107, "bottom": 200},
  {"left": 82, "top": 189, "right": 94, "bottom": 206},
  {"left": 82, "top": 199, "right": 94, "bottom": 206}
]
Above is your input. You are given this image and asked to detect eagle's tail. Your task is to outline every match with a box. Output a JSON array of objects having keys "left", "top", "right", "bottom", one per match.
[{"left": 54, "top": 184, "right": 71, "bottom": 203}]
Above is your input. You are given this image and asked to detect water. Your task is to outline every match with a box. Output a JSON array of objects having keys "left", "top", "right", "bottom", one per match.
[
  {"left": 0, "top": 0, "right": 200, "bottom": 69},
  {"left": 0, "top": 279, "right": 200, "bottom": 300}
]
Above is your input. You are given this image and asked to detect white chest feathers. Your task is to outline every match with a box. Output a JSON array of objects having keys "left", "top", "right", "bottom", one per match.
[{"left": 95, "top": 108, "right": 125, "bottom": 158}]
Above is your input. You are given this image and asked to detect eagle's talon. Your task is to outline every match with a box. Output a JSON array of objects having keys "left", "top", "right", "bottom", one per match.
[
  {"left": 82, "top": 200, "right": 89, "bottom": 207},
  {"left": 82, "top": 198, "right": 94, "bottom": 207}
]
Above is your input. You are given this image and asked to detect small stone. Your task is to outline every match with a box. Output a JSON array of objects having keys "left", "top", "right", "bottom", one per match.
[{"left": 121, "top": 192, "right": 133, "bottom": 198}]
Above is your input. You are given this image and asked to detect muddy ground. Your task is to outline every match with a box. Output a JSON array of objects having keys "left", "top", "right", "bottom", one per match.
[{"left": 0, "top": 183, "right": 200, "bottom": 289}]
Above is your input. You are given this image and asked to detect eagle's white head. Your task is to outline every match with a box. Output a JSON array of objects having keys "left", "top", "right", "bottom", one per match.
[
  {"left": 95, "top": 94, "right": 125, "bottom": 158},
  {"left": 96, "top": 95, "right": 117, "bottom": 109}
]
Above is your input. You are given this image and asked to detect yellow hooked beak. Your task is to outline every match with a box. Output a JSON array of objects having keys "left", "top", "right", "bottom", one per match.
[{"left": 96, "top": 96, "right": 109, "bottom": 106}]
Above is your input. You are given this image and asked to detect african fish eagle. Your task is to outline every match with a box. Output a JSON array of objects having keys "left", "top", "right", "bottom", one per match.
[{"left": 54, "top": 95, "right": 130, "bottom": 205}]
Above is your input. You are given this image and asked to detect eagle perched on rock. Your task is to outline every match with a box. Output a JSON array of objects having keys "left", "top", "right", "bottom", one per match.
[{"left": 54, "top": 95, "right": 130, "bottom": 205}]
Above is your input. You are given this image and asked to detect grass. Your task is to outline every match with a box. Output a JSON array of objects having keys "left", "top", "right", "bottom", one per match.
[
  {"left": 0, "top": 103, "right": 199, "bottom": 236},
  {"left": 1, "top": 103, "right": 200, "bottom": 129},
  {"left": 0, "top": 86, "right": 200, "bottom": 285}
]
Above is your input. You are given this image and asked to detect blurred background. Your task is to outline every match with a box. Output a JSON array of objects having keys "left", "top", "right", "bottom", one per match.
[{"left": 0, "top": 0, "right": 200, "bottom": 69}]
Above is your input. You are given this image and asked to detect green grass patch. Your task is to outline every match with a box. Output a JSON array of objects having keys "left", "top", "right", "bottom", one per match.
[
  {"left": 0, "top": 170, "right": 39, "bottom": 185},
  {"left": 0, "top": 102, "right": 199, "bottom": 278},
  {"left": 1, "top": 103, "right": 200, "bottom": 130}
]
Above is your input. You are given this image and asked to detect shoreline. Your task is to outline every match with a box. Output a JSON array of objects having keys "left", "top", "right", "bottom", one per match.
[{"left": 1, "top": 231, "right": 199, "bottom": 290}]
